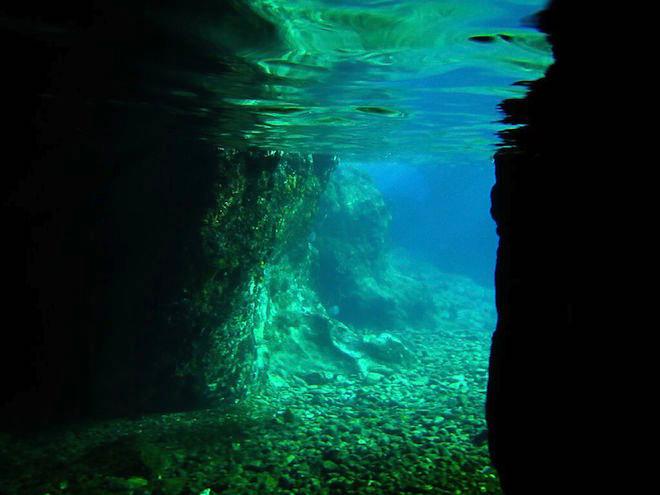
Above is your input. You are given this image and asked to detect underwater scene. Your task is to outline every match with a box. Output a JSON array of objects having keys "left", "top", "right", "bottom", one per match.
[{"left": 1, "top": 1, "right": 552, "bottom": 494}]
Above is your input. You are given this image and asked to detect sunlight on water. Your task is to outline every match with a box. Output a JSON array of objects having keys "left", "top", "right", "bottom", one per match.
[{"left": 200, "top": 0, "right": 552, "bottom": 163}]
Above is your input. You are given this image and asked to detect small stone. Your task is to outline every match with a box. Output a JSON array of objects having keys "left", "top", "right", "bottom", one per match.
[
  {"left": 382, "top": 424, "right": 402, "bottom": 435},
  {"left": 300, "top": 371, "right": 332, "bottom": 385},
  {"left": 411, "top": 434, "right": 426, "bottom": 445},
  {"left": 126, "top": 477, "right": 149, "bottom": 488},
  {"left": 412, "top": 376, "right": 430, "bottom": 386},
  {"left": 322, "top": 448, "right": 342, "bottom": 462},
  {"left": 279, "top": 475, "right": 296, "bottom": 489},
  {"left": 281, "top": 408, "right": 296, "bottom": 423},
  {"left": 245, "top": 460, "right": 267, "bottom": 472},
  {"left": 365, "top": 372, "right": 384, "bottom": 384},
  {"left": 322, "top": 460, "right": 339, "bottom": 472}
]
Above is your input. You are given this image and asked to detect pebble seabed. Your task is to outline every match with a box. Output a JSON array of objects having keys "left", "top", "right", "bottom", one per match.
[{"left": 0, "top": 277, "right": 500, "bottom": 495}]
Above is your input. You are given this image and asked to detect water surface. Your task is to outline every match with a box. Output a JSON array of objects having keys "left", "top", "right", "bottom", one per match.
[{"left": 146, "top": 0, "right": 551, "bottom": 163}]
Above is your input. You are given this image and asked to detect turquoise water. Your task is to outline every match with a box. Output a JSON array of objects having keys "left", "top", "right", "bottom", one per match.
[
  {"left": 147, "top": 0, "right": 551, "bottom": 163},
  {"left": 148, "top": 0, "right": 550, "bottom": 290},
  {"left": 353, "top": 161, "right": 497, "bottom": 286},
  {"left": 162, "top": 0, "right": 551, "bottom": 291},
  {"left": 1, "top": 1, "right": 553, "bottom": 494}
]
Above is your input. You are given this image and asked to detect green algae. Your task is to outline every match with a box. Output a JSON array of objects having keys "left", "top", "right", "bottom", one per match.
[{"left": 165, "top": 150, "right": 337, "bottom": 407}]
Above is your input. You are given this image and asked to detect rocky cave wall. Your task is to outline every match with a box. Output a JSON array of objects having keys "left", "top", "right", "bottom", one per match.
[
  {"left": 0, "top": 0, "right": 336, "bottom": 425},
  {"left": 487, "top": 1, "right": 602, "bottom": 493},
  {"left": 186, "top": 150, "right": 337, "bottom": 408},
  {"left": 258, "top": 165, "right": 426, "bottom": 389},
  {"left": 2, "top": 129, "right": 335, "bottom": 425}
]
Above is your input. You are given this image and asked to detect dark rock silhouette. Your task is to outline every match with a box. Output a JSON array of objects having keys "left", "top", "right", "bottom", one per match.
[{"left": 487, "top": 1, "right": 621, "bottom": 493}]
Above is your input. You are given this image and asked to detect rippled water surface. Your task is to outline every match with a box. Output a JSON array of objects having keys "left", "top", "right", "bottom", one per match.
[{"left": 148, "top": 0, "right": 551, "bottom": 164}]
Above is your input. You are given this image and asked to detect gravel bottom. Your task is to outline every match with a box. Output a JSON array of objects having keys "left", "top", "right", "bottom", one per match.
[{"left": 1, "top": 283, "right": 499, "bottom": 495}]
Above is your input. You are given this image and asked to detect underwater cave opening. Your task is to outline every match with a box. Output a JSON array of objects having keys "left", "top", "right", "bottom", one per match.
[
  {"left": 0, "top": 0, "right": 558, "bottom": 494},
  {"left": 281, "top": 157, "right": 502, "bottom": 492}
]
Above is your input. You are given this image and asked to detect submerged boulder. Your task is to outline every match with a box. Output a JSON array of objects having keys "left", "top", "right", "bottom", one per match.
[
  {"left": 186, "top": 151, "right": 337, "bottom": 406},
  {"left": 312, "top": 166, "right": 436, "bottom": 332},
  {"left": 360, "top": 332, "right": 414, "bottom": 365},
  {"left": 314, "top": 165, "right": 391, "bottom": 270},
  {"left": 253, "top": 243, "right": 418, "bottom": 386},
  {"left": 91, "top": 150, "right": 337, "bottom": 413}
]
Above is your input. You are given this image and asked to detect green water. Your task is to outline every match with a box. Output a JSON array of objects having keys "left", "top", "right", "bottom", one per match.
[
  {"left": 1, "top": 1, "right": 553, "bottom": 494},
  {"left": 148, "top": 0, "right": 551, "bottom": 163}
]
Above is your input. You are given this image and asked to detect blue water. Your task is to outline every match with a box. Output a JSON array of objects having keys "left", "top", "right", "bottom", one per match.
[
  {"left": 352, "top": 161, "right": 496, "bottom": 287},
  {"left": 341, "top": 61, "right": 504, "bottom": 288},
  {"left": 355, "top": 161, "right": 496, "bottom": 287}
]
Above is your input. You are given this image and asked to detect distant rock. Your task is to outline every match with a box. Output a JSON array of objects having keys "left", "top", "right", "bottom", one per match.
[
  {"left": 312, "top": 166, "right": 437, "bottom": 331},
  {"left": 365, "top": 372, "right": 385, "bottom": 384},
  {"left": 300, "top": 371, "right": 333, "bottom": 385},
  {"left": 360, "top": 333, "right": 414, "bottom": 365}
]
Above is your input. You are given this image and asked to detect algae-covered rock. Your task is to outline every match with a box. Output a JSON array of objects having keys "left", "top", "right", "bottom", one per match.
[
  {"left": 163, "top": 151, "right": 337, "bottom": 407},
  {"left": 360, "top": 333, "right": 414, "bottom": 365},
  {"left": 77, "top": 148, "right": 337, "bottom": 416}
]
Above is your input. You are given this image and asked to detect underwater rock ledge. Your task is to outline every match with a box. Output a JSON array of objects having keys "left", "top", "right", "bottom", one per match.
[{"left": 125, "top": 150, "right": 338, "bottom": 412}]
